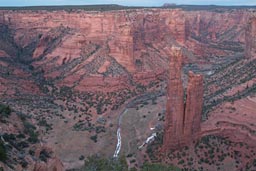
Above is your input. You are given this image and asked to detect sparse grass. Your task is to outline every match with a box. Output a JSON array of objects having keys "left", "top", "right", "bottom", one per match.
[{"left": 164, "top": 135, "right": 256, "bottom": 170}]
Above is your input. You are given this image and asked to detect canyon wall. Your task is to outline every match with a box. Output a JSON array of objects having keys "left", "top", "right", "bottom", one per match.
[
  {"left": 245, "top": 17, "right": 256, "bottom": 59},
  {"left": 163, "top": 47, "right": 204, "bottom": 152},
  {"left": 0, "top": 8, "right": 252, "bottom": 91}
]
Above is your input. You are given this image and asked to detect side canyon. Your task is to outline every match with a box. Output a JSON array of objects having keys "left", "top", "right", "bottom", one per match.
[{"left": 0, "top": 5, "right": 256, "bottom": 171}]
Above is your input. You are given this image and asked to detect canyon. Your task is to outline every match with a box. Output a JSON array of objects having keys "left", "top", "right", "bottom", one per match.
[{"left": 0, "top": 5, "right": 256, "bottom": 171}]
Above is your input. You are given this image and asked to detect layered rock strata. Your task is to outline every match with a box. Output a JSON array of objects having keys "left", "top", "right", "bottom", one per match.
[
  {"left": 245, "top": 17, "right": 256, "bottom": 59},
  {"left": 183, "top": 71, "right": 204, "bottom": 138},
  {"left": 163, "top": 47, "right": 203, "bottom": 152},
  {"left": 0, "top": 8, "right": 252, "bottom": 91}
]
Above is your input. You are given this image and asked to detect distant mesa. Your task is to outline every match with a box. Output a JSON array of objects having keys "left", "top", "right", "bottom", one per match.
[{"left": 162, "top": 3, "right": 177, "bottom": 7}]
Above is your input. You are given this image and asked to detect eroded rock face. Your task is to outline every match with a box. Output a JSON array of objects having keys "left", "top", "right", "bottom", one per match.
[
  {"left": 0, "top": 8, "right": 251, "bottom": 91},
  {"left": 183, "top": 71, "right": 203, "bottom": 138},
  {"left": 163, "top": 47, "right": 203, "bottom": 152},
  {"left": 33, "top": 158, "right": 64, "bottom": 171},
  {"left": 163, "top": 47, "right": 185, "bottom": 151},
  {"left": 0, "top": 50, "right": 9, "bottom": 57},
  {"left": 33, "top": 146, "right": 64, "bottom": 171},
  {"left": 245, "top": 17, "right": 256, "bottom": 59}
]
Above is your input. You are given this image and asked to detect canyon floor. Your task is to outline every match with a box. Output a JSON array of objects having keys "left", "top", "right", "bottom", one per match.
[{"left": 0, "top": 5, "right": 256, "bottom": 171}]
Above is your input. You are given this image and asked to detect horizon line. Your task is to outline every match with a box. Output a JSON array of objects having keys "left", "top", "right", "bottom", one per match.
[{"left": 0, "top": 4, "right": 256, "bottom": 8}]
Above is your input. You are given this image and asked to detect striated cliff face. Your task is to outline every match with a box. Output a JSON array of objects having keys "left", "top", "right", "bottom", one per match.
[
  {"left": 245, "top": 17, "right": 256, "bottom": 59},
  {"left": 0, "top": 7, "right": 256, "bottom": 170},
  {"left": 0, "top": 8, "right": 252, "bottom": 91},
  {"left": 183, "top": 71, "right": 203, "bottom": 138},
  {"left": 163, "top": 47, "right": 203, "bottom": 152},
  {"left": 163, "top": 47, "right": 185, "bottom": 151}
]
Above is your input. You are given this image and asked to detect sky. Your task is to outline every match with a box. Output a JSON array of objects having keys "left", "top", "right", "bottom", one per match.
[{"left": 0, "top": 0, "right": 256, "bottom": 7}]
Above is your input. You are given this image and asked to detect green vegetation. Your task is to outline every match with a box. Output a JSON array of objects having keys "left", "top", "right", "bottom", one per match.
[
  {"left": 81, "top": 155, "right": 180, "bottom": 171},
  {"left": 82, "top": 155, "right": 127, "bottom": 171},
  {"left": 0, "top": 141, "right": 7, "bottom": 162},
  {"left": 90, "top": 135, "right": 98, "bottom": 143},
  {"left": 73, "top": 121, "right": 94, "bottom": 132},
  {"left": 39, "top": 149, "right": 51, "bottom": 162},
  {"left": 38, "top": 118, "right": 53, "bottom": 131},
  {"left": 23, "top": 121, "right": 39, "bottom": 143},
  {"left": 164, "top": 135, "right": 256, "bottom": 170},
  {"left": 141, "top": 163, "right": 181, "bottom": 171},
  {"left": 203, "top": 58, "right": 256, "bottom": 119},
  {"left": 0, "top": 103, "right": 11, "bottom": 119},
  {"left": 146, "top": 132, "right": 163, "bottom": 161}
]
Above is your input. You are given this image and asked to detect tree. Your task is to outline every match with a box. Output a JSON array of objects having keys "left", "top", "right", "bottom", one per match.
[
  {"left": 0, "top": 142, "right": 7, "bottom": 162},
  {"left": 0, "top": 103, "right": 11, "bottom": 119}
]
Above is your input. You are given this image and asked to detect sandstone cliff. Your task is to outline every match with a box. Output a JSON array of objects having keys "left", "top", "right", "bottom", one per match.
[
  {"left": 163, "top": 47, "right": 185, "bottom": 151},
  {"left": 0, "top": 8, "right": 252, "bottom": 91},
  {"left": 163, "top": 47, "right": 204, "bottom": 152},
  {"left": 245, "top": 17, "right": 256, "bottom": 59},
  {"left": 0, "top": 6, "right": 255, "bottom": 170},
  {"left": 183, "top": 71, "right": 203, "bottom": 138}
]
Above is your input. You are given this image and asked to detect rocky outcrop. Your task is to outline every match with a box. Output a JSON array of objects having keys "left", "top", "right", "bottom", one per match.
[
  {"left": 33, "top": 146, "right": 64, "bottom": 171},
  {"left": 0, "top": 50, "right": 9, "bottom": 57},
  {"left": 183, "top": 71, "right": 203, "bottom": 138},
  {"left": 163, "top": 47, "right": 203, "bottom": 152},
  {"left": 163, "top": 47, "right": 185, "bottom": 151},
  {"left": 245, "top": 17, "right": 256, "bottom": 59},
  {"left": 33, "top": 157, "right": 64, "bottom": 171}
]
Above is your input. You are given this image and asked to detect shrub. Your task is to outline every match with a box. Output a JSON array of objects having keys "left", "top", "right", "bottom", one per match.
[
  {"left": 39, "top": 149, "right": 51, "bottom": 162},
  {"left": 27, "top": 131, "right": 39, "bottom": 144},
  {"left": 0, "top": 103, "right": 11, "bottom": 119},
  {"left": 90, "top": 135, "right": 97, "bottom": 143},
  {"left": 83, "top": 155, "right": 128, "bottom": 171},
  {"left": 0, "top": 142, "right": 7, "bottom": 162},
  {"left": 79, "top": 155, "right": 85, "bottom": 160}
]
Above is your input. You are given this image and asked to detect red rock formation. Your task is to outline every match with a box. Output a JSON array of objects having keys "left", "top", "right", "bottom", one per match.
[
  {"left": 133, "top": 69, "right": 166, "bottom": 84},
  {"left": 183, "top": 71, "right": 203, "bottom": 138},
  {"left": 0, "top": 12, "right": 4, "bottom": 24},
  {"left": 108, "top": 34, "right": 135, "bottom": 72},
  {"left": 245, "top": 17, "right": 256, "bottom": 59},
  {"left": 33, "top": 158, "right": 64, "bottom": 171},
  {"left": 33, "top": 146, "right": 64, "bottom": 171},
  {"left": 163, "top": 47, "right": 185, "bottom": 151},
  {"left": 166, "top": 12, "right": 187, "bottom": 45},
  {"left": 163, "top": 47, "right": 203, "bottom": 152},
  {"left": 73, "top": 75, "right": 131, "bottom": 92},
  {"left": 0, "top": 50, "right": 9, "bottom": 57},
  {"left": 0, "top": 8, "right": 252, "bottom": 92}
]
